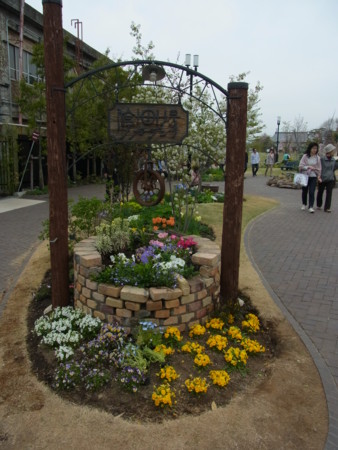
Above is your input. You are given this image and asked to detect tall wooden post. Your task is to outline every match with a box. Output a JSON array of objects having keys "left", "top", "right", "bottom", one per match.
[
  {"left": 220, "top": 82, "right": 248, "bottom": 306},
  {"left": 42, "top": 0, "right": 69, "bottom": 308}
]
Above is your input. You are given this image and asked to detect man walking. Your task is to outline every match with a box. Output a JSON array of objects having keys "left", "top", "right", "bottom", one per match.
[
  {"left": 251, "top": 148, "right": 260, "bottom": 176},
  {"left": 316, "top": 143, "right": 338, "bottom": 213}
]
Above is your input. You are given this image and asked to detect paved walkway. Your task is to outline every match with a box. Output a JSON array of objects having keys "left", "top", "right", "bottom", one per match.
[
  {"left": 1, "top": 178, "right": 337, "bottom": 448},
  {"left": 243, "top": 175, "right": 338, "bottom": 450},
  {"left": 0, "top": 184, "right": 106, "bottom": 315}
]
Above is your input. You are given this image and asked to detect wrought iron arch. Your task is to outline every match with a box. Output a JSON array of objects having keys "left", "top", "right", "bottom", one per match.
[{"left": 65, "top": 59, "right": 229, "bottom": 123}]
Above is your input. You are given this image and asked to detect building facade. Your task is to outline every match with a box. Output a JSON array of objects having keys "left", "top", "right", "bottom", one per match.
[{"left": 0, "top": 0, "right": 104, "bottom": 193}]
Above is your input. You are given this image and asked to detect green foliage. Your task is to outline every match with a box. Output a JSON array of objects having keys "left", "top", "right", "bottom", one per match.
[
  {"left": 195, "top": 189, "right": 224, "bottom": 204},
  {"left": 69, "top": 196, "right": 104, "bottom": 239},
  {"left": 142, "top": 346, "right": 166, "bottom": 364},
  {"left": 26, "top": 186, "right": 49, "bottom": 195},
  {"left": 0, "top": 126, "right": 19, "bottom": 194},
  {"left": 135, "top": 322, "right": 163, "bottom": 349},
  {"left": 96, "top": 258, "right": 178, "bottom": 288},
  {"left": 119, "top": 343, "right": 149, "bottom": 372},
  {"left": 95, "top": 217, "right": 131, "bottom": 255},
  {"left": 202, "top": 168, "right": 225, "bottom": 182},
  {"left": 94, "top": 233, "right": 198, "bottom": 289},
  {"left": 229, "top": 72, "right": 265, "bottom": 144}
]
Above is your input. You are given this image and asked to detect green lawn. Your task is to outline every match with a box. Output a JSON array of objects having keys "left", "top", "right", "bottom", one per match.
[{"left": 198, "top": 195, "right": 278, "bottom": 246}]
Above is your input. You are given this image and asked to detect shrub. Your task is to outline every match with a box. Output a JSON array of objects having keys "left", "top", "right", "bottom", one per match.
[{"left": 95, "top": 217, "right": 130, "bottom": 255}]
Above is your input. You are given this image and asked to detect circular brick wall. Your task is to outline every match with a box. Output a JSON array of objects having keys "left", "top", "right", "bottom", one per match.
[{"left": 74, "top": 235, "right": 221, "bottom": 332}]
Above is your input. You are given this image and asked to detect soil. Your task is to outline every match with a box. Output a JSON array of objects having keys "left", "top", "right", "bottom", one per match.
[
  {"left": 0, "top": 243, "right": 328, "bottom": 449},
  {"left": 26, "top": 271, "right": 277, "bottom": 422}
]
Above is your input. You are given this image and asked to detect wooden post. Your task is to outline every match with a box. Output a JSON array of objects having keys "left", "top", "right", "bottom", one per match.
[
  {"left": 220, "top": 82, "right": 248, "bottom": 306},
  {"left": 43, "top": 0, "right": 69, "bottom": 308}
]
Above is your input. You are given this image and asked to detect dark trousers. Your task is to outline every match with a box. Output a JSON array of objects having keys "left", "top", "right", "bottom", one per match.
[
  {"left": 301, "top": 176, "right": 317, "bottom": 208},
  {"left": 317, "top": 180, "right": 335, "bottom": 210},
  {"left": 252, "top": 164, "right": 259, "bottom": 176}
]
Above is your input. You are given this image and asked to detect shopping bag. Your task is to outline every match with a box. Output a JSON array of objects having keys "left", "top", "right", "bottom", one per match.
[{"left": 293, "top": 173, "right": 308, "bottom": 187}]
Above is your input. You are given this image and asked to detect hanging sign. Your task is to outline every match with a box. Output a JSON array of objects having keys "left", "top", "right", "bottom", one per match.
[{"left": 108, "top": 103, "right": 189, "bottom": 144}]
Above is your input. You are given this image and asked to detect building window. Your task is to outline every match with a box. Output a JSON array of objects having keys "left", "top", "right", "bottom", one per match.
[{"left": 9, "top": 44, "right": 38, "bottom": 84}]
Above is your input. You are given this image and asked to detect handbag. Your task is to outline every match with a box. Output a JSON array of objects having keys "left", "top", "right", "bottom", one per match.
[{"left": 293, "top": 173, "right": 309, "bottom": 187}]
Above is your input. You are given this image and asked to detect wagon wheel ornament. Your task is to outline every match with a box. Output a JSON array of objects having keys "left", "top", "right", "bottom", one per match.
[{"left": 133, "top": 164, "right": 165, "bottom": 207}]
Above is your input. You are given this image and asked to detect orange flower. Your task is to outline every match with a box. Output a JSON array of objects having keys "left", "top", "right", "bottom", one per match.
[
  {"left": 152, "top": 218, "right": 157, "bottom": 224},
  {"left": 162, "top": 218, "right": 166, "bottom": 224},
  {"left": 162, "top": 223, "right": 166, "bottom": 228},
  {"left": 153, "top": 226, "right": 159, "bottom": 231}
]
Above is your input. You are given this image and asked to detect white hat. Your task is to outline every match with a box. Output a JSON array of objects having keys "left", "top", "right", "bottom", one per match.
[{"left": 324, "top": 144, "right": 336, "bottom": 154}]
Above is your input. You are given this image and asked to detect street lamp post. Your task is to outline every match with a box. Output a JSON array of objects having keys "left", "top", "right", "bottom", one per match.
[
  {"left": 185, "top": 54, "right": 199, "bottom": 169},
  {"left": 276, "top": 116, "right": 281, "bottom": 163}
]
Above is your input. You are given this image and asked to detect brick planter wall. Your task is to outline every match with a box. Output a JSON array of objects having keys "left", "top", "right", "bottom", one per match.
[{"left": 74, "top": 235, "right": 221, "bottom": 332}]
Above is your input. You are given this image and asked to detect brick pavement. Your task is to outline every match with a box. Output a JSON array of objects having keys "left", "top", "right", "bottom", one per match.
[
  {"left": 0, "top": 184, "right": 106, "bottom": 315},
  {"left": 243, "top": 175, "right": 338, "bottom": 450}
]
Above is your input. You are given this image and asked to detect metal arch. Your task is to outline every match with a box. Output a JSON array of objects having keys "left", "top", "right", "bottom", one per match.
[
  {"left": 64, "top": 59, "right": 229, "bottom": 121},
  {"left": 65, "top": 59, "right": 228, "bottom": 96},
  {"left": 66, "top": 81, "right": 225, "bottom": 123}
]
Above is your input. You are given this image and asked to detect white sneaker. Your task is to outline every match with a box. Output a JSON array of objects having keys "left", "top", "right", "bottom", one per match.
[
  {"left": 309, "top": 208, "right": 315, "bottom": 213},
  {"left": 301, "top": 205, "right": 306, "bottom": 210}
]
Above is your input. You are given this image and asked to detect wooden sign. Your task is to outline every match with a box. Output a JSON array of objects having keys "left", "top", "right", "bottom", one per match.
[{"left": 109, "top": 103, "right": 189, "bottom": 144}]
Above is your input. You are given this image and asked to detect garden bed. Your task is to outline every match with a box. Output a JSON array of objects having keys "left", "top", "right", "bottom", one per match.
[
  {"left": 74, "top": 235, "right": 221, "bottom": 332},
  {"left": 27, "top": 272, "right": 277, "bottom": 423}
]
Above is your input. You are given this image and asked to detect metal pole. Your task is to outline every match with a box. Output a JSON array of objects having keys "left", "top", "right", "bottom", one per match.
[
  {"left": 220, "top": 82, "right": 248, "bottom": 306},
  {"left": 276, "top": 118, "right": 280, "bottom": 163},
  {"left": 17, "top": 140, "right": 35, "bottom": 192},
  {"left": 43, "top": 0, "right": 69, "bottom": 308}
]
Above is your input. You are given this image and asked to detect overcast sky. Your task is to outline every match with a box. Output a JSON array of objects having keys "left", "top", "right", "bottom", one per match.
[{"left": 26, "top": 0, "right": 338, "bottom": 137}]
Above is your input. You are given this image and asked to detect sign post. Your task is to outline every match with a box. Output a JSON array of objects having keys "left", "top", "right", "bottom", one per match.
[
  {"left": 220, "top": 82, "right": 248, "bottom": 305},
  {"left": 43, "top": 0, "right": 69, "bottom": 308}
]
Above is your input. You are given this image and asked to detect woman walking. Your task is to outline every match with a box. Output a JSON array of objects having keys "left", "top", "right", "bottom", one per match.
[
  {"left": 265, "top": 148, "right": 275, "bottom": 177},
  {"left": 299, "top": 142, "right": 321, "bottom": 213}
]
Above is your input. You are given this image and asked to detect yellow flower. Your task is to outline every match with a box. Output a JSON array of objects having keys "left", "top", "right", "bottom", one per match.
[
  {"left": 224, "top": 347, "right": 248, "bottom": 367},
  {"left": 206, "top": 318, "right": 225, "bottom": 331},
  {"left": 181, "top": 341, "right": 205, "bottom": 354},
  {"left": 154, "top": 344, "right": 175, "bottom": 356},
  {"left": 185, "top": 376, "right": 209, "bottom": 394},
  {"left": 189, "top": 324, "right": 206, "bottom": 338},
  {"left": 163, "top": 326, "right": 183, "bottom": 344},
  {"left": 152, "top": 384, "right": 176, "bottom": 408},
  {"left": 227, "top": 314, "right": 235, "bottom": 325},
  {"left": 242, "top": 313, "right": 260, "bottom": 333},
  {"left": 194, "top": 353, "right": 212, "bottom": 367},
  {"left": 158, "top": 366, "right": 179, "bottom": 382},
  {"left": 228, "top": 326, "right": 242, "bottom": 341},
  {"left": 209, "top": 370, "right": 230, "bottom": 387},
  {"left": 241, "top": 338, "right": 265, "bottom": 354},
  {"left": 206, "top": 334, "right": 228, "bottom": 352}
]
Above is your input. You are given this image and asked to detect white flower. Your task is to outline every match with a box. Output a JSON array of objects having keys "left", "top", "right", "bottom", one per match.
[
  {"left": 55, "top": 345, "right": 74, "bottom": 361},
  {"left": 127, "top": 214, "right": 139, "bottom": 222},
  {"left": 117, "top": 253, "right": 127, "bottom": 261}
]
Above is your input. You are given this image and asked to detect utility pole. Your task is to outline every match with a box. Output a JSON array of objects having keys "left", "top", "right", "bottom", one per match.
[{"left": 42, "top": 0, "right": 69, "bottom": 308}]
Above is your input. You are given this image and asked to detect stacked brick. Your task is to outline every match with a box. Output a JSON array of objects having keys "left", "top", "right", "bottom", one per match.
[{"left": 74, "top": 235, "right": 221, "bottom": 332}]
